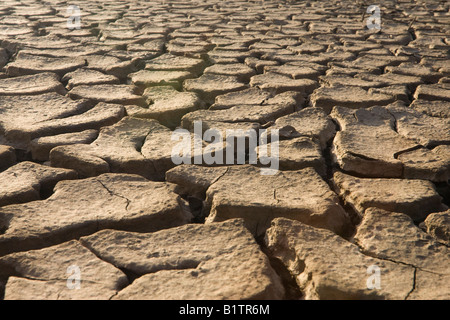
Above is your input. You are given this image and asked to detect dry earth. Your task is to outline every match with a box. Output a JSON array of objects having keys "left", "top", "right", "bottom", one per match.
[{"left": 0, "top": 0, "right": 449, "bottom": 300}]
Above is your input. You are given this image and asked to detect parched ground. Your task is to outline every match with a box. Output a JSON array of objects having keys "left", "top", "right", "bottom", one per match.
[{"left": 0, "top": 0, "right": 449, "bottom": 300}]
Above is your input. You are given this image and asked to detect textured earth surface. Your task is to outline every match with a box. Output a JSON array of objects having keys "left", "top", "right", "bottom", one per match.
[{"left": 0, "top": 0, "right": 449, "bottom": 300}]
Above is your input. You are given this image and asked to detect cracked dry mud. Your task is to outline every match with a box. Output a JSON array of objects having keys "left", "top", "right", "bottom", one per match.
[{"left": 0, "top": 0, "right": 449, "bottom": 301}]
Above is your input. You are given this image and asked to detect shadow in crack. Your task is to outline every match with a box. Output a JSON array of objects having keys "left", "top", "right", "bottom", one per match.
[
  {"left": 256, "top": 236, "right": 303, "bottom": 300},
  {"left": 0, "top": 278, "right": 5, "bottom": 300},
  {"left": 187, "top": 196, "right": 206, "bottom": 223},
  {"left": 266, "top": 255, "right": 303, "bottom": 300},
  {"left": 434, "top": 181, "right": 450, "bottom": 207},
  {"left": 118, "top": 268, "right": 140, "bottom": 287}
]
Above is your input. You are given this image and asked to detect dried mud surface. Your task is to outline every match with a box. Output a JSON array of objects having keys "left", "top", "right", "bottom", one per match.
[{"left": 0, "top": 0, "right": 449, "bottom": 300}]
